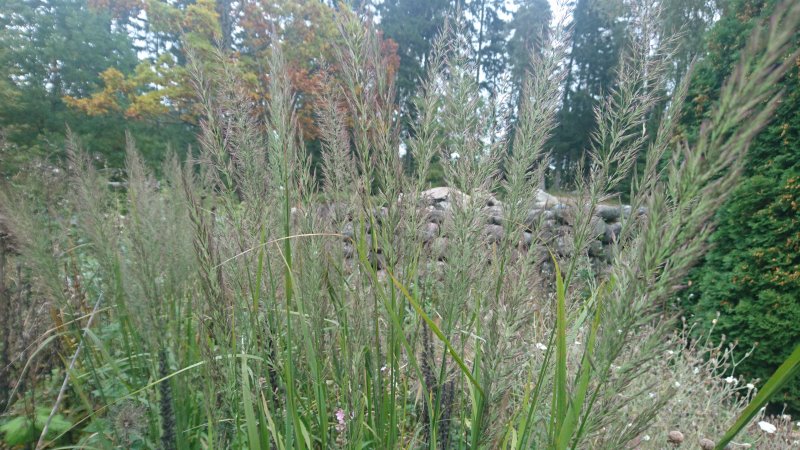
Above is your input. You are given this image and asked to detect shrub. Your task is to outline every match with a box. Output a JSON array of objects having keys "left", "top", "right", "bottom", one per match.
[{"left": 684, "top": 0, "right": 800, "bottom": 413}]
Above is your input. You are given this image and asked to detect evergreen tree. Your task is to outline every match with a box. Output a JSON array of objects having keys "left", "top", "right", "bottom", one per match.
[
  {"left": 661, "top": 0, "right": 718, "bottom": 87},
  {"left": 507, "top": 0, "right": 552, "bottom": 91},
  {"left": 467, "top": 0, "right": 510, "bottom": 96},
  {"left": 375, "top": 0, "right": 452, "bottom": 110},
  {"left": 550, "top": 0, "right": 627, "bottom": 189},
  {"left": 0, "top": 0, "right": 193, "bottom": 168},
  {"left": 684, "top": 0, "right": 800, "bottom": 413}
]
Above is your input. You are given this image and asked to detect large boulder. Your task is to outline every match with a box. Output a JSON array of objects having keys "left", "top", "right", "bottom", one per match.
[
  {"left": 421, "top": 186, "right": 452, "bottom": 203},
  {"left": 589, "top": 216, "right": 607, "bottom": 239},
  {"left": 533, "top": 189, "right": 559, "bottom": 209},
  {"left": 595, "top": 204, "right": 621, "bottom": 222},
  {"left": 421, "top": 187, "right": 470, "bottom": 208}
]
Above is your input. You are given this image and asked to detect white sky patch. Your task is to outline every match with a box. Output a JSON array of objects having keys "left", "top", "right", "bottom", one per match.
[
  {"left": 549, "top": 0, "right": 571, "bottom": 26},
  {"left": 503, "top": 0, "right": 571, "bottom": 26}
]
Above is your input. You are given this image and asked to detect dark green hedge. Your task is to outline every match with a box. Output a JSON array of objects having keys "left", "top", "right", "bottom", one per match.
[{"left": 684, "top": 0, "right": 800, "bottom": 413}]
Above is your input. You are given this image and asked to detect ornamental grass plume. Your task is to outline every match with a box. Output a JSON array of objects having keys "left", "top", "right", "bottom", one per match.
[{"left": 0, "top": 1, "right": 798, "bottom": 449}]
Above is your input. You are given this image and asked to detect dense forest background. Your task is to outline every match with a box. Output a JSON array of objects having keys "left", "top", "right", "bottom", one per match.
[{"left": 1, "top": 0, "right": 798, "bottom": 427}]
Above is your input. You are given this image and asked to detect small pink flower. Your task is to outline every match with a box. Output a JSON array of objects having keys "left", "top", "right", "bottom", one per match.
[{"left": 335, "top": 408, "right": 347, "bottom": 432}]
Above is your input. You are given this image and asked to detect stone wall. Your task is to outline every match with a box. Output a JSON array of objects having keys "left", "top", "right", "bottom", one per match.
[{"left": 336, "top": 187, "right": 640, "bottom": 274}]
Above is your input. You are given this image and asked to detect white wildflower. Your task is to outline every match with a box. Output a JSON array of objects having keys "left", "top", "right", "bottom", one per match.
[
  {"left": 746, "top": 383, "right": 755, "bottom": 390},
  {"left": 642, "top": 435, "right": 651, "bottom": 441},
  {"left": 725, "top": 376, "right": 737, "bottom": 384},
  {"left": 674, "top": 381, "right": 681, "bottom": 388},
  {"left": 758, "top": 421, "right": 777, "bottom": 434},
  {"left": 535, "top": 342, "right": 547, "bottom": 351}
]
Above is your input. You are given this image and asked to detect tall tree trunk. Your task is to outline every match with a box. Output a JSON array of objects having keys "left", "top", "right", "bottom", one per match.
[
  {"left": 475, "top": 0, "right": 486, "bottom": 85},
  {"left": 217, "top": 0, "right": 233, "bottom": 50}
]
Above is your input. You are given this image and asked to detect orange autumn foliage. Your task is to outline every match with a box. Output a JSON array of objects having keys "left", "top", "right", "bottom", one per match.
[{"left": 67, "top": 0, "right": 400, "bottom": 141}]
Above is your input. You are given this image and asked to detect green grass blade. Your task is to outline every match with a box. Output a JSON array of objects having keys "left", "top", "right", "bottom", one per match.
[
  {"left": 715, "top": 343, "right": 800, "bottom": 450},
  {"left": 553, "top": 255, "right": 567, "bottom": 441},
  {"left": 518, "top": 326, "right": 557, "bottom": 449},
  {"left": 242, "top": 355, "right": 263, "bottom": 450},
  {"left": 386, "top": 270, "right": 485, "bottom": 398},
  {"left": 557, "top": 282, "right": 605, "bottom": 450}
]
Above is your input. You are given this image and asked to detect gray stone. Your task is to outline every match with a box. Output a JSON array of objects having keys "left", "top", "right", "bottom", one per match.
[
  {"left": 524, "top": 209, "right": 543, "bottom": 228},
  {"left": 484, "top": 224, "right": 504, "bottom": 244},
  {"left": 521, "top": 231, "right": 533, "bottom": 248},
  {"left": 541, "top": 261, "right": 555, "bottom": 275},
  {"left": 524, "top": 209, "right": 555, "bottom": 229},
  {"left": 553, "top": 203, "right": 572, "bottom": 225},
  {"left": 317, "top": 187, "right": 640, "bottom": 279},
  {"left": 533, "top": 189, "right": 559, "bottom": 208},
  {"left": 368, "top": 251, "right": 386, "bottom": 269},
  {"left": 537, "top": 225, "right": 555, "bottom": 242},
  {"left": 434, "top": 201, "right": 451, "bottom": 211},
  {"left": 421, "top": 186, "right": 452, "bottom": 203},
  {"left": 483, "top": 205, "right": 503, "bottom": 225},
  {"left": 555, "top": 235, "right": 574, "bottom": 256},
  {"left": 430, "top": 237, "right": 448, "bottom": 260},
  {"left": 588, "top": 240, "right": 604, "bottom": 257},
  {"left": 603, "top": 244, "right": 614, "bottom": 262},
  {"left": 426, "top": 208, "right": 446, "bottom": 224},
  {"left": 603, "top": 222, "right": 622, "bottom": 244},
  {"left": 589, "top": 216, "right": 606, "bottom": 239},
  {"left": 595, "top": 204, "right": 621, "bottom": 222},
  {"left": 421, "top": 186, "right": 469, "bottom": 207},
  {"left": 419, "top": 222, "right": 439, "bottom": 243},
  {"left": 342, "top": 222, "right": 354, "bottom": 241}
]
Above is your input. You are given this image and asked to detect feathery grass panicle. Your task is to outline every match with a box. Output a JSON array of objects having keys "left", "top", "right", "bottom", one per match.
[{"left": 2, "top": 2, "right": 799, "bottom": 449}]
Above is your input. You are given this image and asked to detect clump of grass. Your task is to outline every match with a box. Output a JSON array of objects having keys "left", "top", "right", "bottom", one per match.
[{"left": 1, "top": 1, "right": 799, "bottom": 449}]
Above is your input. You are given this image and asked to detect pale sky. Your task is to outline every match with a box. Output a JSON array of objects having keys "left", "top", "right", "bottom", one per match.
[{"left": 549, "top": 0, "right": 571, "bottom": 25}]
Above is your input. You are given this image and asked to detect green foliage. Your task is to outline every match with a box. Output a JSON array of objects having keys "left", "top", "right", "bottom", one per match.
[
  {"left": 375, "top": 0, "right": 453, "bottom": 107},
  {"left": 0, "top": 407, "right": 72, "bottom": 445},
  {"left": 0, "top": 0, "right": 195, "bottom": 172},
  {"left": 507, "top": 0, "right": 552, "bottom": 89},
  {"left": 685, "top": 0, "right": 800, "bottom": 412},
  {"left": 550, "top": 0, "right": 627, "bottom": 189}
]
